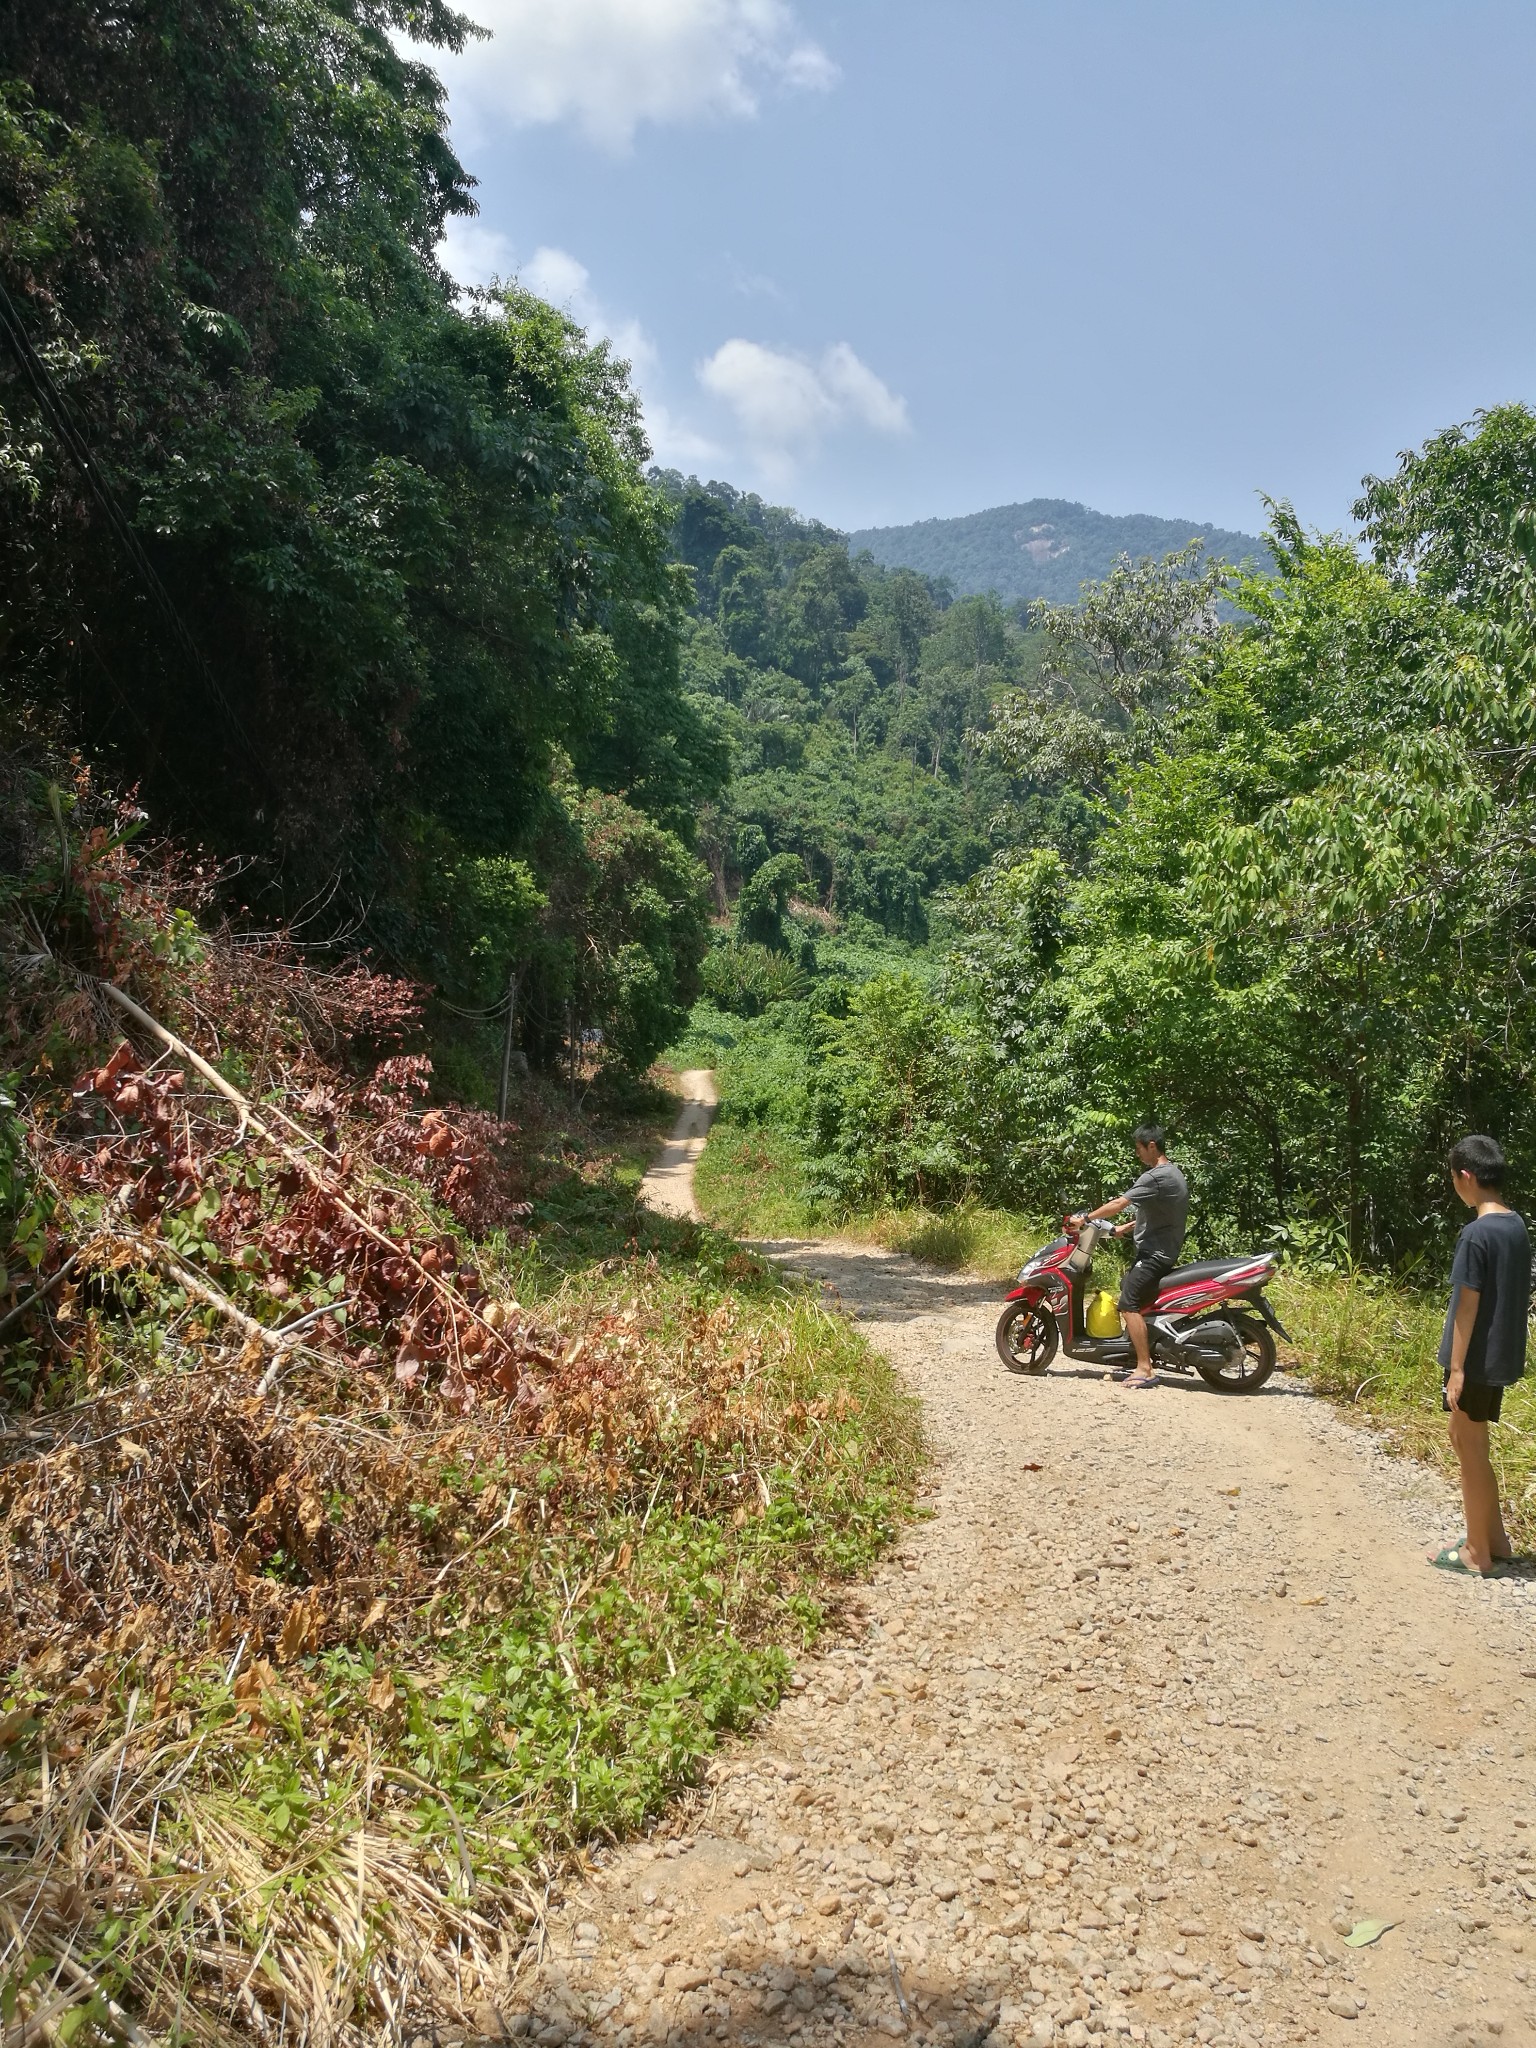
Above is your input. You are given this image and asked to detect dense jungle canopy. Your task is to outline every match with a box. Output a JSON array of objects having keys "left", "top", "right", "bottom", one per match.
[
  {"left": 0, "top": 0, "right": 719, "bottom": 1064},
  {"left": 680, "top": 430, "right": 1536, "bottom": 1268},
  {"left": 7, "top": 0, "right": 1536, "bottom": 1263}
]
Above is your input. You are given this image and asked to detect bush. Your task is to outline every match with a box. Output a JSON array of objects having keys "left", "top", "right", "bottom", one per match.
[{"left": 700, "top": 941, "right": 809, "bottom": 1016}]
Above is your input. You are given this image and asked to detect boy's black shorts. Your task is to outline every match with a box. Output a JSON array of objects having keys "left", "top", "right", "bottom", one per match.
[
  {"left": 1119, "top": 1253, "right": 1174, "bottom": 1313},
  {"left": 1443, "top": 1374, "right": 1505, "bottom": 1422}
]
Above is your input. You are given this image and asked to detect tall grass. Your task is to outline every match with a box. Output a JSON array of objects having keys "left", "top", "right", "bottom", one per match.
[
  {"left": 849, "top": 1207, "right": 1044, "bottom": 1278},
  {"left": 1275, "top": 1266, "right": 1536, "bottom": 1548},
  {"left": 693, "top": 1126, "right": 1047, "bottom": 1277},
  {"left": 692, "top": 1122, "right": 821, "bottom": 1239}
]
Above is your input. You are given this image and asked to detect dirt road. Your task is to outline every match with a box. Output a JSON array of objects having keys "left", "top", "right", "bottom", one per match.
[
  {"left": 508, "top": 1156, "right": 1536, "bottom": 2048},
  {"left": 637, "top": 1072, "right": 718, "bottom": 1222}
]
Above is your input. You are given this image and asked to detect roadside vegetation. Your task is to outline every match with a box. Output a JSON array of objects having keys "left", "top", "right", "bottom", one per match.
[
  {"left": 0, "top": 766, "right": 922, "bottom": 2042},
  {"left": 679, "top": 424, "right": 1536, "bottom": 1275},
  {"left": 666, "top": 403, "right": 1536, "bottom": 1550}
]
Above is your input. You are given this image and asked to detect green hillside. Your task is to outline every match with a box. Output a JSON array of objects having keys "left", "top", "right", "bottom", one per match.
[{"left": 850, "top": 496, "right": 1272, "bottom": 604}]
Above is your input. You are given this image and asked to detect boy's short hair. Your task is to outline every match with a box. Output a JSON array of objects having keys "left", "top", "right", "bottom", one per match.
[
  {"left": 1449, "top": 1134, "right": 1506, "bottom": 1188},
  {"left": 1133, "top": 1123, "right": 1167, "bottom": 1153}
]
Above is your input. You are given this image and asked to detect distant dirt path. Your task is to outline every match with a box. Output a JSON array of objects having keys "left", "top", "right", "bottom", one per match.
[
  {"left": 513, "top": 1124, "right": 1536, "bottom": 2048},
  {"left": 637, "top": 1071, "right": 718, "bottom": 1222}
]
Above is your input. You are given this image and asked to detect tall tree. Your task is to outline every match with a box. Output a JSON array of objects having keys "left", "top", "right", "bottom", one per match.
[{"left": 0, "top": 0, "right": 720, "bottom": 1064}]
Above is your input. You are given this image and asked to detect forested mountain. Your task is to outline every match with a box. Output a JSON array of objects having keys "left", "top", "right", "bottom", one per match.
[
  {"left": 655, "top": 473, "right": 1083, "bottom": 954},
  {"left": 850, "top": 497, "right": 1271, "bottom": 604}
]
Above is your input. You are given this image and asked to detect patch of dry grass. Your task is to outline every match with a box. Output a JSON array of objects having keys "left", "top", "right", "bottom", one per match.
[
  {"left": 0, "top": 847, "right": 922, "bottom": 2042},
  {"left": 1, "top": 1242, "right": 923, "bottom": 2043}
]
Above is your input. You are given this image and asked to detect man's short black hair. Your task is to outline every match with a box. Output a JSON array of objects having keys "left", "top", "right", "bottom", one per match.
[
  {"left": 1449, "top": 1134, "right": 1506, "bottom": 1188},
  {"left": 1133, "top": 1124, "right": 1167, "bottom": 1154}
]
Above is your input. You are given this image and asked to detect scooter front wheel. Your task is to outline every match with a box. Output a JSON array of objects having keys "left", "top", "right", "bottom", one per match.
[{"left": 996, "top": 1301, "right": 1059, "bottom": 1375}]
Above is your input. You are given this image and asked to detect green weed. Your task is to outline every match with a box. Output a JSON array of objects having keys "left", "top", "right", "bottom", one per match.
[
  {"left": 848, "top": 1206, "right": 1047, "bottom": 1279},
  {"left": 693, "top": 1122, "right": 821, "bottom": 1239}
]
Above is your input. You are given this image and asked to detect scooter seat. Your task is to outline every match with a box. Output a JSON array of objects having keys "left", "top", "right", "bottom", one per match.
[{"left": 1160, "top": 1257, "right": 1261, "bottom": 1288}]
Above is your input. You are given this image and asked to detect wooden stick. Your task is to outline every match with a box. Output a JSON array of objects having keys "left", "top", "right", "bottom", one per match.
[{"left": 0, "top": 1245, "right": 86, "bottom": 1343}]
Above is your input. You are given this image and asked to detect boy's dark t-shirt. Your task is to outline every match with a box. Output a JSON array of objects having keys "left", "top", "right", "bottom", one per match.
[{"left": 1438, "top": 1209, "right": 1532, "bottom": 1386}]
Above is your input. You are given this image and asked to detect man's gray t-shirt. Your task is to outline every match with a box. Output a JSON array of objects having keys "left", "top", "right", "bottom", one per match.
[{"left": 1122, "top": 1160, "right": 1190, "bottom": 1262}]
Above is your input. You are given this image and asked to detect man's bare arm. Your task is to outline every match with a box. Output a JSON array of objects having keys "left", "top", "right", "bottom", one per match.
[{"left": 1071, "top": 1193, "right": 1132, "bottom": 1226}]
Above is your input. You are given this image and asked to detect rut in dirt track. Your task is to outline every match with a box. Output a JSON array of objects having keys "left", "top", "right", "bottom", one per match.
[{"left": 524, "top": 1120, "right": 1536, "bottom": 2048}]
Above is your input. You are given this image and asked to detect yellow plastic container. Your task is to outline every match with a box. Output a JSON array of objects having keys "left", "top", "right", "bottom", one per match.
[{"left": 1085, "top": 1289, "right": 1123, "bottom": 1338}]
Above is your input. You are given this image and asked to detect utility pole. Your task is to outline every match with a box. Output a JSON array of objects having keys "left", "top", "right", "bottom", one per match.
[{"left": 496, "top": 965, "right": 521, "bottom": 1122}]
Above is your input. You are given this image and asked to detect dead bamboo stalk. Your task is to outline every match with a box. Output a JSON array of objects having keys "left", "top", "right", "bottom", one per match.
[
  {"left": 127, "top": 1234, "right": 276, "bottom": 1350},
  {"left": 0, "top": 1245, "right": 87, "bottom": 1344}
]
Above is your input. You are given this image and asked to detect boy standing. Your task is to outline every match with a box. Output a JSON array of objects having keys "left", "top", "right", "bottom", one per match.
[{"left": 1429, "top": 1134, "right": 1530, "bottom": 1578}]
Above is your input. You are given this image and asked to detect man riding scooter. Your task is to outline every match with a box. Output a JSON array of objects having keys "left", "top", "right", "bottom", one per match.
[{"left": 1069, "top": 1124, "right": 1189, "bottom": 1389}]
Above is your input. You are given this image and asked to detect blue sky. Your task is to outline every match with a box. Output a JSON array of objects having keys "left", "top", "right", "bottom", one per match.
[{"left": 427, "top": 1, "right": 1536, "bottom": 539}]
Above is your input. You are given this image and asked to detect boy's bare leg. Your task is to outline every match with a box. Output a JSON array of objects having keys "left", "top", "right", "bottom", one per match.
[{"left": 1448, "top": 1409, "right": 1509, "bottom": 1570}]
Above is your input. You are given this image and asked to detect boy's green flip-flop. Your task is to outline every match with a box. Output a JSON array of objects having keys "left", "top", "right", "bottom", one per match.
[{"left": 1429, "top": 1546, "right": 1508, "bottom": 1578}]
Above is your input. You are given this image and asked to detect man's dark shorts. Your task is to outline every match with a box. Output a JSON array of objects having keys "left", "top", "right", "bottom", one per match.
[
  {"left": 1119, "top": 1253, "right": 1174, "bottom": 1313},
  {"left": 1443, "top": 1373, "right": 1505, "bottom": 1422}
]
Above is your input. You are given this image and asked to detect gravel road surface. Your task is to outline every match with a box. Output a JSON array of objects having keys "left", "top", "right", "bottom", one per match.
[{"left": 494, "top": 1172, "right": 1536, "bottom": 2048}]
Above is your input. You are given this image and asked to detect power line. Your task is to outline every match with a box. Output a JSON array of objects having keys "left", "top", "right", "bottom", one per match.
[{"left": 0, "top": 274, "right": 274, "bottom": 793}]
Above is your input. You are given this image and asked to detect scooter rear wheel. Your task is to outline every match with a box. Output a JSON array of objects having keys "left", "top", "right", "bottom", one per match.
[
  {"left": 996, "top": 1301, "right": 1059, "bottom": 1375},
  {"left": 1195, "top": 1317, "right": 1276, "bottom": 1393}
]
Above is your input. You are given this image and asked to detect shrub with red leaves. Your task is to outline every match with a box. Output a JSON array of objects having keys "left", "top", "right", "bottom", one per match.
[
  {"left": 57, "top": 1040, "right": 552, "bottom": 1411},
  {"left": 7, "top": 765, "right": 548, "bottom": 1417},
  {"left": 368, "top": 1059, "right": 532, "bottom": 1236}
]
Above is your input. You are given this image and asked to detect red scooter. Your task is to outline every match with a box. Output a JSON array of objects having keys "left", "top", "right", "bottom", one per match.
[{"left": 995, "top": 1218, "right": 1289, "bottom": 1393}]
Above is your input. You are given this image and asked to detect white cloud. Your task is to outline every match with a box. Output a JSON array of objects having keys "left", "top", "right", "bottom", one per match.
[
  {"left": 700, "top": 339, "right": 835, "bottom": 445},
  {"left": 820, "top": 341, "right": 911, "bottom": 435},
  {"left": 644, "top": 400, "right": 724, "bottom": 468},
  {"left": 520, "top": 244, "right": 658, "bottom": 380},
  {"left": 727, "top": 259, "right": 788, "bottom": 303},
  {"left": 438, "top": 216, "right": 515, "bottom": 290},
  {"left": 520, "top": 244, "right": 592, "bottom": 305},
  {"left": 698, "top": 338, "right": 909, "bottom": 477},
  {"left": 436, "top": 0, "right": 836, "bottom": 150}
]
